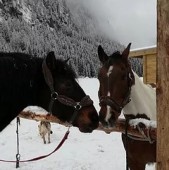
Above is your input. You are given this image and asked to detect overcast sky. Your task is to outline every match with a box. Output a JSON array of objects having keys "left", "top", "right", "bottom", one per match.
[{"left": 79, "top": 0, "right": 157, "bottom": 49}]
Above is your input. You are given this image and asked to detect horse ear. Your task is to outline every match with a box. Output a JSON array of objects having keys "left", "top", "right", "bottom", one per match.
[
  {"left": 45, "top": 51, "right": 56, "bottom": 70},
  {"left": 98, "top": 45, "right": 108, "bottom": 64},
  {"left": 122, "top": 43, "right": 131, "bottom": 60}
]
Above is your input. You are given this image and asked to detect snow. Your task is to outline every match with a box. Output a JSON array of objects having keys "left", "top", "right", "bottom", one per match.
[
  {"left": 129, "top": 118, "right": 156, "bottom": 129},
  {"left": 0, "top": 78, "right": 155, "bottom": 170},
  {"left": 19, "top": 1, "right": 32, "bottom": 23},
  {"left": 23, "top": 106, "right": 48, "bottom": 115},
  {"left": 130, "top": 45, "right": 156, "bottom": 52}
]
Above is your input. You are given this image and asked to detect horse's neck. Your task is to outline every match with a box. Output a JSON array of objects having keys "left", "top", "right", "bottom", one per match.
[{"left": 123, "top": 72, "right": 156, "bottom": 121}]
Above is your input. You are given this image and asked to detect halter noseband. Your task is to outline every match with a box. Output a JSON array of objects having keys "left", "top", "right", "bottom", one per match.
[
  {"left": 99, "top": 93, "right": 131, "bottom": 113},
  {"left": 99, "top": 68, "right": 134, "bottom": 114},
  {"left": 42, "top": 58, "right": 93, "bottom": 124}
]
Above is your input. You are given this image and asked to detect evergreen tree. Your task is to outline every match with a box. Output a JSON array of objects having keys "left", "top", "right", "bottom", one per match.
[{"left": 0, "top": 0, "right": 142, "bottom": 77}]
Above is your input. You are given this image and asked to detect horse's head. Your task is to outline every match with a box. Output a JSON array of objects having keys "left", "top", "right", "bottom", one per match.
[
  {"left": 42, "top": 51, "right": 99, "bottom": 133},
  {"left": 97, "top": 43, "right": 135, "bottom": 127}
]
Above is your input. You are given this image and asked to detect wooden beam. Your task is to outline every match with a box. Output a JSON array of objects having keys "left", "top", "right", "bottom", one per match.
[
  {"left": 157, "top": 0, "right": 169, "bottom": 169},
  {"left": 129, "top": 46, "right": 156, "bottom": 58},
  {"left": 19, "top": 111, "right": 156, "bottom": 140},
  {"left": 97, "top": 119, "right": 156, "bottom": 140},
  {"left": 19, "top": 111, "right": 70, "bottom": 127},
  {"left": 129, "top": 46, "right": 157, "bottom": 85}
]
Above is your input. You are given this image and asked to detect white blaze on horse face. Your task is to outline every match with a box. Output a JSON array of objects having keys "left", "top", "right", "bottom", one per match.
[
  {"left": 105, "top": 92, "right": 111, "bottom": 122},
  {"left": 105, "top": 66, "right": 113, "bottom": 123},
  {"left": 107, "top": 66, "right": 113, "bottom": 77}
]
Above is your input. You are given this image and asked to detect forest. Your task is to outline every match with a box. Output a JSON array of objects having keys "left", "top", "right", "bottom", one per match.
[{"left": 0, "top": 0, "right": 142, "bottom": 77}]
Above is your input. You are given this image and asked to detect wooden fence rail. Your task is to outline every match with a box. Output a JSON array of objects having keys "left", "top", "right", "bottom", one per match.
[{"left": 19, "top": 111, "right": 156, "bottom": 140}]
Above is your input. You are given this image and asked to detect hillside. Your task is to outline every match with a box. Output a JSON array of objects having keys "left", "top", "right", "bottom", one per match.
[{"left": 0, "top": 0, "right": 142, "bottom": 77}]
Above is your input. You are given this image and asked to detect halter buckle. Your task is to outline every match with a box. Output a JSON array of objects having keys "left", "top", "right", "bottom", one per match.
[
  {"left": 51, "top": 92, "right": 58, "bottom": 100},
  {"left": 74, "top": 102, "right": 82, "bottom": 110}
]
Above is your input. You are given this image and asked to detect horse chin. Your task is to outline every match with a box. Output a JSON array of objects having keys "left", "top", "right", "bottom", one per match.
[
  {"left": 99, "top": 115, "right": 117, "bottom": 128},
  {"left": 108, "top": 117, "right": 117, "bottom": 127},
  {"left": 100, "top": 119, "right": 109, "bottom": 128},
  {"left": 73, "top": 122, "right": 98, "bottom": 133},
  {"left": 78, "top": 126, "right": 93, "bottom": 133}
]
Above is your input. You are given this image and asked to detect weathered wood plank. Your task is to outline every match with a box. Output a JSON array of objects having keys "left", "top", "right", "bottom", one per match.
[
  {"left": 19, "top": 111, "right": 156, "bottom": 140},
  {"left": 129, "top": 47, "right": 156, "bottom": 84},
  {"left": 157, "top": 0, "right": 169, "bottom": 169},
  {"left": 129, "top": 46, "right": 156, "bottom": 58}
]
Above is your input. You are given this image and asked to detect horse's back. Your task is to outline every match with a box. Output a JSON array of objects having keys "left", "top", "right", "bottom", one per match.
[
  {"left": 0, "top": 52, "right": 44, "bottom": 130},
  {"left": 0, "top": 52, "right": 42, "bottom": 107},
  {"left": 0, "top": 52, "right": 38, "bottom": 74},
  {"left": 0, "top": 52, "right": 42, "bottom": 84}
]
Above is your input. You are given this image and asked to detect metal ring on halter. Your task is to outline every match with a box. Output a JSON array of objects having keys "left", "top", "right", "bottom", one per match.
[
  {"left": 74, "top": 102, "right": 82, "bottom": 110},
  {"left": 51, "top": 92, "right": 58, "bottom": 100}
]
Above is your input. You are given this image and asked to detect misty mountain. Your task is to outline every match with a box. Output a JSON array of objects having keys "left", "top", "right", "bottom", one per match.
[{"left": 0, "top": 0, "right": 142, "bottom": 77}]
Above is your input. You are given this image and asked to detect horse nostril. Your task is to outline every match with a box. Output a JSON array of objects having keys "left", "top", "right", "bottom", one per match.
[
  {"left": 101, "top": 120, "right": 109, "bottom": 127},
  {"left": 90, "top": 112, "right": 99, "bottom": 122},
  {"left": 109, "top": 116, "right": 116, "bottom": 127},
  {"left": 99, "top": 113, "right": 105, "bottom": 122}
]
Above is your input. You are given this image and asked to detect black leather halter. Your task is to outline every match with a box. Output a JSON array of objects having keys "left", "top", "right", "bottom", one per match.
[
  {"left": 42, "top": 58, "right": 93, "bottom": 124},
  {"left": 99, "top": 68, "right": 134, "bottom": 114}
]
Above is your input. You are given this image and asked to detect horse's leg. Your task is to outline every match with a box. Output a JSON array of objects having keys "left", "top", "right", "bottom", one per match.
[
  {"left": 121, "top": 133, "right": 146, "bottom": 170},
  {"left": 128, "top": 159, "right": 146, "bottom": 170},
  {"left": 121, "top": 133, "right": 155, "bottom": 170}
]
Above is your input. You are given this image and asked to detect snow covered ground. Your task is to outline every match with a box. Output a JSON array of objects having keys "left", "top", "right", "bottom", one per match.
[{"left": 0, "top": 78, "right": 155, "bottom": 170}]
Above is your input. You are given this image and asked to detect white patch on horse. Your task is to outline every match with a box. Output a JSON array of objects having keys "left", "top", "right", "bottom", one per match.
[
  {"left": 107, "top": 66, "right": 113, "bottom": 77},
  {"left": 105, "top": 92, "right": 111, "bottom": 122},
  {"left": 105, "top": 66, "right": 114, "bottom": 123},
  {"left": 123, "top": 71, "right": 156, "bottom": 121}
]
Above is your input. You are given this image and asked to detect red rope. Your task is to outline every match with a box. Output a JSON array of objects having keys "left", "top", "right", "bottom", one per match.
[{"left": 0, "top": 129, "right": 70, "bottom": 163}]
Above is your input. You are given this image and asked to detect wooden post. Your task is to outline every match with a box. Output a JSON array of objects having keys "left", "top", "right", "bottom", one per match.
[{"left": 157, "top": 0, "right": 169, "bottom": 169}]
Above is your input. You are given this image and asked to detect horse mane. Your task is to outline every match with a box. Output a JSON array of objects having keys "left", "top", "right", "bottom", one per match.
[
  {"left": 0, "top": 52, "right": 76, "bottom": 106},
  {"left": 0, "top": 52, "right": 43, "bottom": 104},
  {"left": 106, "top": 50, "right": 130, "bottom": 66},
  {"left": 52, "top": 58, "right": 77, "bottom": 79},
  {"left": 109, "top": 51, "right": 122, "bottom": 60}
]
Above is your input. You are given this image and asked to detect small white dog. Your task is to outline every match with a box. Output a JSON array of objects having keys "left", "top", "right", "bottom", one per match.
[{"left": 38, "top": 121, "right": 53, "bottom": 144}]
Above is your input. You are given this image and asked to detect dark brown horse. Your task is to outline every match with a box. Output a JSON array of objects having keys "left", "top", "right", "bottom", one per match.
[
  {"left": 0, "top": 51, "right": 99, "bottom": 133},
  {"left": 97, "top": 43, "right": 156, "bottom": 170}
]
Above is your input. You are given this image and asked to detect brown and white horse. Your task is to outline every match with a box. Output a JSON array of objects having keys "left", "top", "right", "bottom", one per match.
[{"left": 97, "top": 43, "right": 156, "bottom": 170}]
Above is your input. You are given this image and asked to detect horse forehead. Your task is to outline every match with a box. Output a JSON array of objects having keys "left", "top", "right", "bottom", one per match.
[
  {"left": 106, "top": 64, "right": 122, "bottom": 77},
  {"left": 107, "top": 66, "right": 113, "bottom": 77}
]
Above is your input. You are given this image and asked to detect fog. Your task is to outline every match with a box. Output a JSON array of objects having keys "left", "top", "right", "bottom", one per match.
[{"left": 72, "top": 0, "right": 157, "bottom": 49}]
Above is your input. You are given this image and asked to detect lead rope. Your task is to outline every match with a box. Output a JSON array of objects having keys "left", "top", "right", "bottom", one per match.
[
  {"left": 16, "top": 117, "right": 21, "bottom": 168},
  {"left": 125, "top": 118, "right": 129, "bottom": 170}
]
